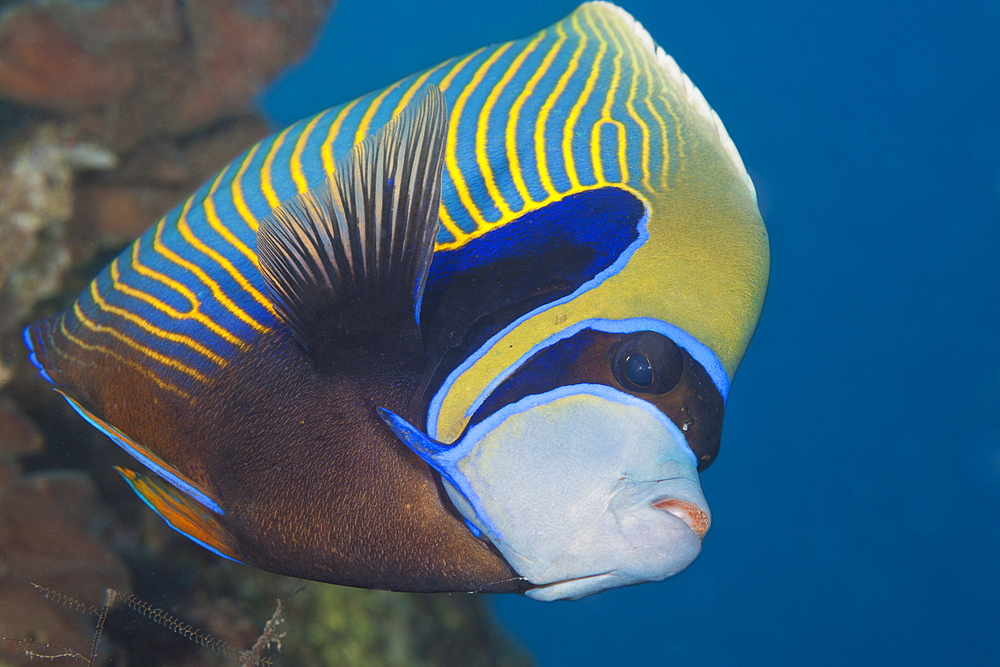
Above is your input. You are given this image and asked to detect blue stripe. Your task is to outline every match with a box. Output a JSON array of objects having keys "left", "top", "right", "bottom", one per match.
[{"left": 22, "top": 325, "right": 55, "bottom": 385}]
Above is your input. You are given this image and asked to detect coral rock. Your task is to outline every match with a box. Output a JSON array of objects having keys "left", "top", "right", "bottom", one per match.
[
  {"left": 0, "top": 0, "right": 333, "bottom": 152},
  {"left": 0, "top": 123, "right": 116, "bottom": 335}
]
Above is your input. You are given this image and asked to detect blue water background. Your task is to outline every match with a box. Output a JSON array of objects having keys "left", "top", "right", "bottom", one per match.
[{"left": 263, "top": 1, "right": 1000, "bottom": 664}]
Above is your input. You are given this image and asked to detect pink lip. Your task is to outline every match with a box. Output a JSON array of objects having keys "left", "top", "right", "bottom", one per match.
[{"left": 653, "top": 498, "right": 710, "bottom": 539}]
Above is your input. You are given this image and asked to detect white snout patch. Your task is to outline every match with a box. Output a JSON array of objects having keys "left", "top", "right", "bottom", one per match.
[{"left": 442, "top": 384, "right": 710, "bottom": 601}]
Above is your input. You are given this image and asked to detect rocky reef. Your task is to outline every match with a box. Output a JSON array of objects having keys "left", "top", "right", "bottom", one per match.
[{"left": 0, "top": 1, "right": 533, "bottom": 665}]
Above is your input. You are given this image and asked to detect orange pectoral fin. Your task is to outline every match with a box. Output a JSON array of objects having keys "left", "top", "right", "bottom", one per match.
[{"left": 116, "top": 467, "right": 243, "bottom": 563}]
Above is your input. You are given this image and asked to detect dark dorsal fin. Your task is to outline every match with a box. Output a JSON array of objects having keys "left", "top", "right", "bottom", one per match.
[{"left": 257, "top": 85, "right": 448, "bottom": 352}]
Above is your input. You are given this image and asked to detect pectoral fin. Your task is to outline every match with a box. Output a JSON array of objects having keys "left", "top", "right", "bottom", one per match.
[
  {"left": 116, "top": 467, "right": 242, "bottom": 563},
  {"left": 52, "top": 389, "right": 242, "bottom": 562},
  {"left": 55, "top": 389, "right": 222, "bottom": 514},
  {"left": 256, "top": 84, "right": 449, "bottom": 354}
]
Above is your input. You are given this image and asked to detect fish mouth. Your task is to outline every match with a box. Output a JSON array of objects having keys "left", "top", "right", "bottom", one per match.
[{"left": 652, "top": 498, "right": 710, "bottom": 539}]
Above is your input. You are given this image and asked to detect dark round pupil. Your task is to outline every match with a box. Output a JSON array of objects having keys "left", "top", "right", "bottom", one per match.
[{"left": 623, "top": 352, "right": 653, "bottom": 387}]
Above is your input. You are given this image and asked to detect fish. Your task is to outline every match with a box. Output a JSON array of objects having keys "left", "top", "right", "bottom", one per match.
[{"left": 23, "top": 1, "right": 768, "bottom": 601}]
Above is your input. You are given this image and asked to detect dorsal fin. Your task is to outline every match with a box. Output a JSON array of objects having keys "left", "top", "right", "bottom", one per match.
[{"left": 257, "top": 85, "right": 448, "bottom": 352}]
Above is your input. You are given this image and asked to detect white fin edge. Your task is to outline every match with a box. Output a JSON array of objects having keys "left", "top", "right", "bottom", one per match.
[{"left": 586, "top": 1, "right": 758, "bottom": 204}]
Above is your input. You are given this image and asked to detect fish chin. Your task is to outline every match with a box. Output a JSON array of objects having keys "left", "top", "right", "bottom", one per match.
[{"left": 442, "top": 386, "right": 710, "bottom": 601}]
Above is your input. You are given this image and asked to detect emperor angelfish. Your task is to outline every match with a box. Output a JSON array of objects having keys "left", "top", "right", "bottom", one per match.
[{"left": 23, "top": 2, "right": 768, "bottom": 601}]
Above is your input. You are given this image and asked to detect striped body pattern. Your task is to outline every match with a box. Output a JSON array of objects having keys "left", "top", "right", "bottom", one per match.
[
  {"left": 25, "top": 2, "right": 769, "bottom": 598},
  {"left": 31, "top": 2, "right": 753, "bottom": 401}
]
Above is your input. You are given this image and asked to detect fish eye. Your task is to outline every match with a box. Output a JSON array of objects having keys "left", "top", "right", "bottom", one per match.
[
  {"left": 623, "top": 352, "right": 653, "bottom": 387},
  {"left": 612, "top": 332, "right": 683, "bottom": 394}
]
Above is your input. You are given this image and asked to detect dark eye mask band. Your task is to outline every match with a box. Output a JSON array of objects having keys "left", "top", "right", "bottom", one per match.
[{"left": 464, "top": 324, "right": 726, "bottom": 470}]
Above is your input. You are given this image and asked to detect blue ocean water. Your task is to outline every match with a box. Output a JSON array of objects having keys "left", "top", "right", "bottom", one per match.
[{"left": 264, "top": 1, "right": 1000, "bottom": 664}]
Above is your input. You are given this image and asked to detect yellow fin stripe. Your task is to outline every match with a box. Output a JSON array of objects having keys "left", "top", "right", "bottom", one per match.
[
  {"left": 110, "top": 258, "right": 246, "bottom": 349},
  {"left": 504, "top": 30, "right": 548, "bottom": 208},
  {"left": 73, "top": 300, "right": 208, "bottom": 382},
  {"left": 116, "top": 467, "right": 237, "bottom": 560}
]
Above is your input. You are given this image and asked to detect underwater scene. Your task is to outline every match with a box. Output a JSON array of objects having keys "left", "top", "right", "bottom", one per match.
[{"left": 0, "top": 0, "right": 997, "bottom": 665}]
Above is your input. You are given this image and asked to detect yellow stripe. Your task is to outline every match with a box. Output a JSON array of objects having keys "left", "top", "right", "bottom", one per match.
[
  {"left": 260, "top": 125, "right": 292, "bottom": 210},
  {"left": 89, "top": 280, "right": 226, "bottom": 366},
  {"left": 174, "top": 216, "right": 275, "bottom": 327},
  {"left": 588, "top": 11, "right": 627, "bottom": 184},
  {"left": 231, "top": 143, "right": 263, "bottom": 234},
  {"left": 504, "top": 30, "right": 549, "bottom": 208},
  {"left": 613, "top": 15, "right": 653, "bottom": 192},
  {"left": 204, "top": 171, "right": 264, "bottom": 274},
  {"left": 608, "top": 17, "right": 631, "bottom": 183},
  {"left": 640, "top": 58, "right": 670, "bottom": 187},
  {"left": 661, "top": 96, "right": 685, "bottom": 176},
  {"left": 199, "top": 172, "right": 278, "bottom": 318},
  {"left": 435, "top": 50, "right": 486, "bottom": 241},
  {"left": 111, "top": 256, "right": 245, "bottom": 349},
  {"left": 73, "top": 300, "right": 208, "bottom": 382},
  {"left": 390, "top": 60, "right": 451, "bottom": 117},
  {"left": 535, "top": 22, "right": 581, "bottom": 197},
  {"left": 439, "top": 48, "right": 485, "bottom": 92},
  {"left": 437, "top": 207, "right": 465, "bottom": 245},
  {"left": 321, "top": 98, "right": 360, "bottom": 178},
  {"left": 291, "top": 113, "right": 325, "bottom": 194},
  {"left": 434, "top": 181, "right": 613, "bottom": 252},
  {"left": 354, "top": 82, "right": 399, "bottom": 146},
  {"left": 477, "top": 40, "right": 538, "bottom": 220},
  {"left": 567, "top": 11, "right": 603, "bottom": 188},
  {"left": 129, "top": 238, "right": 214, "bottom": 327},
  {"left": 449, "top": 43, "right": 513, "bottom": 230},
  {"left": 57, "top": 313, "right": 191, "bottom": 399},
  {"left": 152, "top": 214, "right": 269, "bottom": 334}
]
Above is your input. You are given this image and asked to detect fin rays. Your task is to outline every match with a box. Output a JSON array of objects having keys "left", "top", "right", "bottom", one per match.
[{"left": 257, "top": 85, "right": 449, "bottom": 349}]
